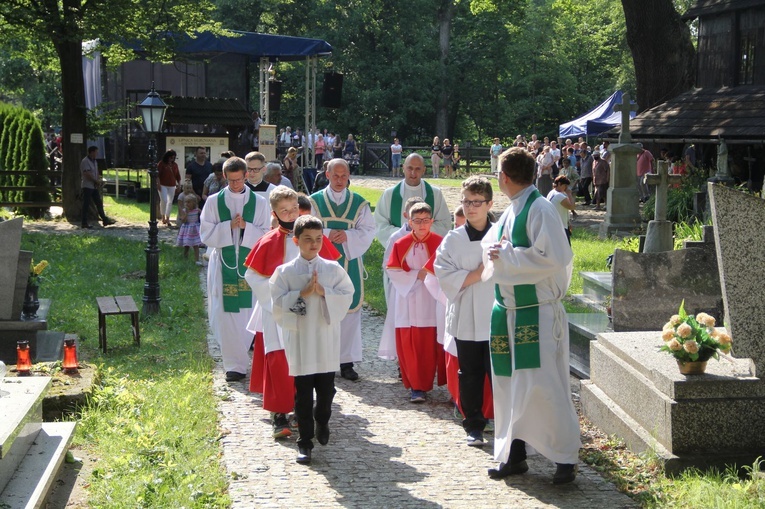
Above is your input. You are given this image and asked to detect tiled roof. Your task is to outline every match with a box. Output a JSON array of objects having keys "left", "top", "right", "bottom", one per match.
[{"left": 628, "top": 86, "right": 765, "bottom": 139}]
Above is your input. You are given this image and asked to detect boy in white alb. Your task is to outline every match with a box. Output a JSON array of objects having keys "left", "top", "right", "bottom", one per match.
[
  {"left": 434, "top": 176, "right": 496, "bottom": 448},
  {"left": 271, "top": 215, "right": 354, "bottom": 465}
]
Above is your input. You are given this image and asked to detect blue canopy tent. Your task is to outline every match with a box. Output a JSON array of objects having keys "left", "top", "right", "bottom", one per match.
[{"left": 558, "top": 91, "right": 635, "bottom": 138}]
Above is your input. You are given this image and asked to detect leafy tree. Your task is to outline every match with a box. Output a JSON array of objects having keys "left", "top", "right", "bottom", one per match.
[
  {"left": 0, "top": 0, "right": 220, "bottom": 222},
  {"left": 621, "top": 0, "right": 695, "bottom": 112}
]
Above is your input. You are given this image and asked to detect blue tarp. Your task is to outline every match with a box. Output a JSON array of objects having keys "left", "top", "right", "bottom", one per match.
[
  {"left": 558, "top": 91, "right": 635, "bottom": 138},
  {"left": 128, "top": 30, "right": 332, "bottom": 62}
]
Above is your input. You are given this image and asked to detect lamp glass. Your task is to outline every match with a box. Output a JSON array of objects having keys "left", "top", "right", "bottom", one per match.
[
  {"left": 16, "top": 340, "right": 31, "bottom": 375},
  {"left": 138, "top": 89, "right": 167, "bottom": 134}
]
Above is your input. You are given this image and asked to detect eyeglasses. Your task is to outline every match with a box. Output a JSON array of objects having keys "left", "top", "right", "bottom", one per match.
[
  {"left": 460, "top": 199, "right": 489, "bottom": 208},
  {"left": 247, "top": 165, "right": 265, "bottom": 172},
  {"left": 410, "top": 218, "right": 433, "bottom": 225},
  {"left": 227, "top": 177, "right": 245, "bottom": 184}
]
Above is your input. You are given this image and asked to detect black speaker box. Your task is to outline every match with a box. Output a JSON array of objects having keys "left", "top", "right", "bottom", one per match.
[
  {"left": 322, "top": 72, "right": 343, "bottom": 109},
  {"left": 269, "top": 80, "right": 283, "bottom": 111}
]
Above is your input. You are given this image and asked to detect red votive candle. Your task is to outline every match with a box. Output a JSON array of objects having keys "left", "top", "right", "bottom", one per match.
[
  {"left": 62, "top": 338, "right": 79, "bottom": 374},
  {"left": 16, "top": 340, "right": 32, "bottom": 375}
]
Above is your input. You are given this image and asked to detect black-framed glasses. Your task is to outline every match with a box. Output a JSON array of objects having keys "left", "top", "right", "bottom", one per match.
[
  {"left": 410, "top": 218, "right": 433, "bottom": 225},
  {"left": 460, "top": 199, "right": 489, "bottom": 208},
  {"left": 247, "top": 165, "right": 265, "bottom": 172}
]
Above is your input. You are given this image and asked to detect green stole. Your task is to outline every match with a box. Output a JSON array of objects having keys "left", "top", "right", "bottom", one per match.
[
  {"left": 490, "top": 189, "right": 542, "bottom": 377},
  {"left": 217, "top": 190, "right": 256, "bottom": 312},
  {"left": 389, "top": 181, "right": 435, "bottom": 227},
  {"left": 310, "top": 189, "right": 367, "bottom": 312}
]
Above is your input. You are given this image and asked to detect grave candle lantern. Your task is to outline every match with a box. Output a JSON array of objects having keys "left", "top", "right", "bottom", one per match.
[
  {"left": 16, "top": 340, "right": 31, "bottom": 375},
  {"left": 62, "top": 338, "right": 79, "bottom": 374}
]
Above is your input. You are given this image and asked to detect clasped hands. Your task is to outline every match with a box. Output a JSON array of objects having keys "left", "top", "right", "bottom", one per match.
[
  {"left": 230, "top": 214, "right": 246, "bottom": 230},
  {"left": 328, "top": 229, "right": 347, "bottom": 244},
  {"left": 300, "top": 270, "right": 325, "bottom": 298}
]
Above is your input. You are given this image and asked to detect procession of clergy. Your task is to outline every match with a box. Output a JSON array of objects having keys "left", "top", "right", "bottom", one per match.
[{"left": 198, "top": 148, "right": 580, "bottom": 483}]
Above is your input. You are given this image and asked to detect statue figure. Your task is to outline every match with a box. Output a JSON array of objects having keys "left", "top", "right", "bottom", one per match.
[{"left": 717, "top": 139, "right": 730, "bottom": 179}]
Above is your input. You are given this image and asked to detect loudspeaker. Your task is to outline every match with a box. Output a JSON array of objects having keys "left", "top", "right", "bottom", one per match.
[
  {"left": 269, "top": 80, "right": 282, "bottom": 111},
  {"left": 322, "top": 72, "right": 343, "bottom": 109}
]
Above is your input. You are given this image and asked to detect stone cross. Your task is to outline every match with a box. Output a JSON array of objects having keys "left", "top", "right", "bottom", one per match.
[
  {"left": 644, "top": 161, "right": 683, "bottom": 221},
  {"left": 613, "top": 93, "right": 638, "bottom": 144}
]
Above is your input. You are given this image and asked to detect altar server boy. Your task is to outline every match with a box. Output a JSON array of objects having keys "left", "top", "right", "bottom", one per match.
[
  {"left": 271, "top": 215, "right": 355, "bottom": 464},
  {"left": 384, "top": 202, "right": 443, "bottom": 403},
  {"left": 434, "top": 176, "right": 496, "bottom": 448}
]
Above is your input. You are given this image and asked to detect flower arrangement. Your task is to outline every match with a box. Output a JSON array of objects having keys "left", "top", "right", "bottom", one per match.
[
  {"left": 660, "top": 301, "right": 731, "bottom": 363},
  {"left": 28, "top": 259, "right": 49, "bottom": 287}
]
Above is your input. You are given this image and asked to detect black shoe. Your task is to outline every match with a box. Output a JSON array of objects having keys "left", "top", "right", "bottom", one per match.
[
  {"left": 225, "top": 371, "right": 246, "bottom": 382},
  {"left": 316, "top": 422, "right": 330, "bottom": 446},
  {"left": 296, "top": 447, "right": 312, "bottom": 464},
  {"left": 488, "top": 459, "right": 529, "bottom": 479},
  {"left": 81, "top": 224, "right": 93, "bottom": 229},
  {"left": 102, "top": 218, "right": 116, "bottom": 226},
  {"left": 340, "top": 366, "right": 359, "bottom": 381},
  {"left": 553, "top": 463, "right": 577, "bottom": 484}
]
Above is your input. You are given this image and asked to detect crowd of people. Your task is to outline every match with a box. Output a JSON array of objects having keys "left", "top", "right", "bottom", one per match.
[{"left": 184, "top": 140, "right": 582, "bottom": 484}]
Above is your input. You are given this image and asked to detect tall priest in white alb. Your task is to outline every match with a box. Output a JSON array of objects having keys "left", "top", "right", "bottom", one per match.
[
  {"left": 481, "top": 147, "right": 581, "bottom": 485},
  {"left": 200, "top": 157, "right": 271, "bottom": 382},
  {"left": 309, "top": 158, "right": 376, "bottom": 381}
]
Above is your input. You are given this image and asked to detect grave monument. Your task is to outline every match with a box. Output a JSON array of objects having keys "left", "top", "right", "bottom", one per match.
[
  {"left": 600, "top": 93, "right": 643, "bottom": 237},
  {"left": 581, "top": 183, "right": 765, "bottom": 474},
  {"left": 643, "top": 161, "right": 683, "bottom": 253},
  {"left": 0, "top": 218, "right": 60, "bottom": 364}
]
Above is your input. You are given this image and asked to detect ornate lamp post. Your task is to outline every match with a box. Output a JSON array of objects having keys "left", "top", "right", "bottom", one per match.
[{"left": 137, "top": 84, "right": 168, "bottom": 315}]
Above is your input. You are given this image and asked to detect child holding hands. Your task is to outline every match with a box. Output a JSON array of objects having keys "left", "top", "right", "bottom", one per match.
[{"left": 270, "top": 215, "right": 354, "bottom": 464}]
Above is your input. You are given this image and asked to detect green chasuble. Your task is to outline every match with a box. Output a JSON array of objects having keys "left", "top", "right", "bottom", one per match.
[
  {"left": 217, "top": 190, "right": 256, "bottom": 312},
  {"left": 490, "top": 189, "right": 542, "bottom": 377},
  {"left": 310, "top": 189, "right": 368, "bottom": 312},
  {"left": 389, "top": 181, "right": 435, "bottom": 227}
]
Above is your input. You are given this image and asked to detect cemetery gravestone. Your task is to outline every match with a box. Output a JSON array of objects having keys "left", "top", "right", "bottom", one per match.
[
  {"left": 643, "top": 161, "right": 683, "bottom": 253},
  {"left": 581, "top": 184, "right": 765, "bottom": 473},
  {"left": 600, "top": 93, "right": 642, "bottom": 236}
]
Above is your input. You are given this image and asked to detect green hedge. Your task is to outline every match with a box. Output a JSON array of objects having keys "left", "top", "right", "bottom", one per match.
[{"left": 0, "top": 102, "right": 50, "bottom": 213}]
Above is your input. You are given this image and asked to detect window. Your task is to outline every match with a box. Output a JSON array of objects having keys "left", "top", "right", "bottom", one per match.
[{"left": 739, "top": 32, "right": 756, "bottom": 85}]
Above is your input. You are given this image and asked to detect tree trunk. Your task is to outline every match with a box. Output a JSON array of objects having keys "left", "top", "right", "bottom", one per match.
[
  {"left": 621, "top": 0, "right": 696, "bottom": 113},
  {"left": 435, "top": 1, "right": 455, "bottom": 138},
  {"left": 55, "top": 39, "right": 88, "bottom": 223}
]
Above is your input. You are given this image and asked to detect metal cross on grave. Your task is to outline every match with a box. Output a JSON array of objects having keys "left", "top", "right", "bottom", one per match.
[
  {"left": 644, "top": 160, "right": 682, "bottom": 221},
  {"left": 613, "top": 93, "right": 638, "bottom": 144}
]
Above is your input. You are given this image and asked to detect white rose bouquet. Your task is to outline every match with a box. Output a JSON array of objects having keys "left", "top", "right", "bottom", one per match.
[{"left": 660, "top": 300, "right": 731, "bottom": 363}]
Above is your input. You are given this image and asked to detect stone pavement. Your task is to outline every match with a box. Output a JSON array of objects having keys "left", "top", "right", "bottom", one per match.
[{"left": 208, "top": 299, "right": 636, "bottom": 508}]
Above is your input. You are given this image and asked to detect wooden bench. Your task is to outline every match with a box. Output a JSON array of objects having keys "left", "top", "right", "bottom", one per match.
[{"left": 97, "top": 296, "right": 140, "bottom": 353}]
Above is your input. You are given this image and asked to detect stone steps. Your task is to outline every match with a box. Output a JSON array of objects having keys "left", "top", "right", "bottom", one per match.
[
  {"left": 0, "top": 377, "right": 76, "bottom": 508},
  {"left": 568, "top": 313, "right": 611, "bottom": 378},
  {"left": 0, "top": 422, "right": 76, "bottom": 509}
]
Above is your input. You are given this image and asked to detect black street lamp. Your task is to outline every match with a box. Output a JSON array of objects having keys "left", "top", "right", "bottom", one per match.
[{"left": 137, "top": 84, "right": 167, "bottom": 316}]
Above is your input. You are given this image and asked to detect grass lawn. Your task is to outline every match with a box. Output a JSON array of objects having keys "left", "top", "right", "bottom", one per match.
[{"left": 21, "top": 232, "right": 229, "bottom": 507}]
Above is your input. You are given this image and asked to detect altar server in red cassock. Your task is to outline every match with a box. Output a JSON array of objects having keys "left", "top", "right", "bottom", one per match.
[{"left": 384, "top": 202, "right": 443, "bottom": 403}]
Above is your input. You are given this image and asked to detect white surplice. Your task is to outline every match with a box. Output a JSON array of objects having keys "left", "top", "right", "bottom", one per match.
[
  {"left": 271, "top": 255, "right": 354, "bottom": 376},
  {"left": 244, "top": 238, "right": 299, "bottom": 355},
  {"left": 434, "top": 226, "right": 494, "bottom": 342},
  {"left": 374, "top": 180, "right": 451, "bottom": 248},
  {"left": 312, "top": 187, "right": 376, "bottom": 364},
  {"left": 378, "top": 224, "right": 409, "bottom": 360},
  {"left": 480, "top": 185, "right": 581, "bottom": 466},
  {"left": 200, "top": 187, "right": 271, "bottom": 374}
]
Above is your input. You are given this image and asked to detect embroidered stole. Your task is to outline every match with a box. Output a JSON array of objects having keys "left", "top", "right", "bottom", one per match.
[
  {"left": 490, "top": 189, "right": 542, "bottom": 376},
  {"left": 218, "top": 190, "right": 256, "bottom": 312},
  {"left": 389, "top": 181, "right": 435, "bottom": 227}
]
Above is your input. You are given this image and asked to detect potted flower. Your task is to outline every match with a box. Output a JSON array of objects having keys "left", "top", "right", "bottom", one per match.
[
  {"left": 22, "top": 259, "right": 48, "bottom": 319},
  {"left": 660, "top": 301, "right": 732, "bottom": 375}
]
